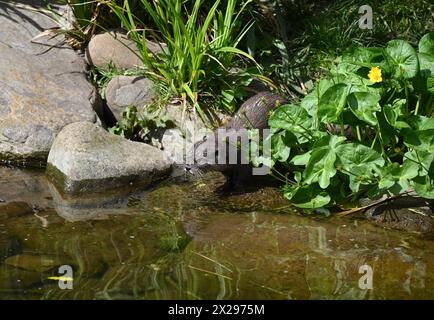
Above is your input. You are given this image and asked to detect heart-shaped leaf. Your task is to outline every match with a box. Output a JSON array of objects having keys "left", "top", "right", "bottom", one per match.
[
  {"left": 386, "top": 40, "right": 419, "bottom": 79},
  {"left": 347, "top": 91, "right": 381, "bottom": 125}
]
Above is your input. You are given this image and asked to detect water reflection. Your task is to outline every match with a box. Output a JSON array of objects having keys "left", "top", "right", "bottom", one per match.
[{"left": 0, "top": 166, "right": 433, "bottom": 299}]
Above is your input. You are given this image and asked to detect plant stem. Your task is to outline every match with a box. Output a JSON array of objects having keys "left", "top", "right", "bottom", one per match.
[
  {"left": 404, "top": 81, "right": 410, "bottom": 114},
  {"left": 370, "top": 131, "right": 378, "bottom": 149},
  {"left": 414, "top": 94, "right": 421, "bottom": 115},
  {"left": 356, "top": 126, "right": 362, "bottom": 142}
]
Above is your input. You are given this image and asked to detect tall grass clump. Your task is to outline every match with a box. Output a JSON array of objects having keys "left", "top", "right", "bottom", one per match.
[{"left": 108, "top": 0, "right": 259, "bottom": 123}]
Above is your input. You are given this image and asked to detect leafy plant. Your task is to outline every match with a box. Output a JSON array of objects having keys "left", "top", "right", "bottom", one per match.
[
  {"left": 264, "top": 33, "right": 434, "bottom": 210},
  {"left": 107, "top": 0, "right": 261, "bottom": 123},
  {"left": 251, "top": 0, "right": 434, "bottom": 97},
  {"left": 109, "top": 105, "right": 175, "bottom": 141}
]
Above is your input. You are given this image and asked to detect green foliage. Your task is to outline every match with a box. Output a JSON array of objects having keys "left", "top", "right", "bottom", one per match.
[
  {"left": 264, "top": 34, "right": 434, "bottom": 211},
  {"left": 107, "top": 0, "right": 260, "bottom": 123},
  {"left": 252, "top": 0, "right": 434, "bottom": 96},
  {"left": 109, "top": 106, "right": 175, "bottom": 141}
]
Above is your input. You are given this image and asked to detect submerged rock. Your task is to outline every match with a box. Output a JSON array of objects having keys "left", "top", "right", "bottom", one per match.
[
  {"left": 46, "top": 122, "right": 171, "bottom": 194},
  {"left": 0, "top": 1, "right": 100, "bottom": 165},
  {"left": 86, "top": 31, "right": 165, "bottom": 70},
  {"left": 5, "top": 254, "right": 65, "bottom": 273},
  {"left": 105, "top": 75, "right": 156, "bottom": 121}
]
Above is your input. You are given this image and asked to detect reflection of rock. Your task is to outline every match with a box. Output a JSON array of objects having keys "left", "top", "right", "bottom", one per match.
[
  {"left": 0, "top": 166, "right": 51, "bottom": 208},
  {"left": 0, "top": 202, "right": 34, "bottom": 219},
  {"left": 47, "top": 122, "right": 171, "bottom": 194},
  {"left": 0, "top": 237, "right": 22, "bottom": 263},
  {"left": 0, "top": 266, "right": 42, "bottom": 290},
  {"left": 47, "top": 179, "right": 143, "bottom": 222}
]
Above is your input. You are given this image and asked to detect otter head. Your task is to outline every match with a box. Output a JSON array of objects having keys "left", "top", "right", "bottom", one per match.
[{"left": 182, "top": 128, "right": 250, "bottom": 178}]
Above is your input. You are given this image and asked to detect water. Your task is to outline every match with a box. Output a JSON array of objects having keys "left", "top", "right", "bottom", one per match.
[{"left": 0, "top": 166, "right": 433, "bottom": 299}]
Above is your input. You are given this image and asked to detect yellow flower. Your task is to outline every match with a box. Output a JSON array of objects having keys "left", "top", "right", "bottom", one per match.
[{"left": 368, "top": 66, "right": 382, "bottom": 83}]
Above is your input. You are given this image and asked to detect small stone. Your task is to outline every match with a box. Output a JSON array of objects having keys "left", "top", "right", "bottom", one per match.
[
  {"left": 105, "top": 75, "right": 156, "bottom": 121},
  {"left": 86, "top": 31, "right": 165, "bottom": 70}
]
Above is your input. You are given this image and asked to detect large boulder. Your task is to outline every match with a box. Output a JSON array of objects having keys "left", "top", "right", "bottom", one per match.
[
  {"left": 0, "top": 1, "right": 100, "bottom": 165},
  {"left": 46, "top": 122, "right": 171, "bottom": 194},
  {"left": 105, "top": 75, "right": 156, "bottom": 121},
  {"left": 86, "top": 31, "right": 165, "bottom": 70}
]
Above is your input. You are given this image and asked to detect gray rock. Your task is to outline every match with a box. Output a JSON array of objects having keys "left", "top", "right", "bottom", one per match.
[
  {"left": 47, "top": 122, "right": 171, "bottom": 194},
  {"left": 145, "top": 103, "right": 213, "bottom": 165},
  {"left": 105, "top": 75, "right": 156, "bottom": 121},
  {"left": 163, "top": 103, "right": 210, "bottom": 145},
  {"left": 85, "top": 31, "right": 165, "bottom": 70},
  {"left": 160, "top": 129, "right": 186, "bottom": 164},
  {"left": 0, "top": 1, "right": 99, "bottom": 165}
]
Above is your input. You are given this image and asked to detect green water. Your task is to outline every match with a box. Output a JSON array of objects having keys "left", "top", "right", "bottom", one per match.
[{"left": 0, "top": 166, "right": 433, "bottom": 299}]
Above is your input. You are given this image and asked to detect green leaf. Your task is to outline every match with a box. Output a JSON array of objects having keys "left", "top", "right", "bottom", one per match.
[
  {"left": 383, "top": 99, "right": 410, "bottom": 129},
  {"left": 291, "top": 151, "right": 312, "bottom": 166},
  {"left": 413, "top": 176, "right": 434, "bottom": 199},
  {"left": 385, "top": 40, "right": 419, "bottom": 79},
  {"left": 347, "top": 166, "right": 374, "bottom": 193},
  {"left": 301, "top": 79, "right": 334, "bottom": 118},
  {"left": 418, "top": 53, "right": 434, "bottom": 93},
  {"left": 419, "top": 32, "right": 434, "bottom": 55},
  {"left": 269, "top": 104, "right": 314, "bottom": 143},
  {"left": 318, "top": 84, "right": 350, "bottom": 122},
  {"left": 318, "top": 83, "right": 349, "bottom": 122},
  {"left": 347, "top": 91, "right": 381, "bottom": 125},
  {"left": 304, "top": 135, "right": 346, "bottom": 189},
  {"left": 378, "top": 162, "right": 418, "bottom": 194},
  {"left": 336, "top": 143, "right": 384, "bottom": 193},
  {"left": 336, "top": 143, "right": 384, "bottom": 170},
  {"left": 271, "top": 131, "right": 292, "bottom": 162},
  {"left": 284, "top": 185, "right": 331, "bottom": 209},
  {"left": 404, "top": 149, "right": 434, "bottom": 177},
  {"left": 403, "top": 116, "right": 434, "bottom": 152}
]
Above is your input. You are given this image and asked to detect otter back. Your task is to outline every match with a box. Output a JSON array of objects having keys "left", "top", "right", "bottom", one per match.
[{"left": 227, "top": 91, "right": 288, "bottom": 130}]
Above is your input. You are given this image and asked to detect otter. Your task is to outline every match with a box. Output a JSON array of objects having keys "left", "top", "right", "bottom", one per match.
[{"left": 181, "top": 91, "right": 288, "bottom": 191}]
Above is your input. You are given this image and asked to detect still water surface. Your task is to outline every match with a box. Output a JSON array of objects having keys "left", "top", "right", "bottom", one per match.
[{"left": 0, "top": 166, "right": 433, "bottom": 299}]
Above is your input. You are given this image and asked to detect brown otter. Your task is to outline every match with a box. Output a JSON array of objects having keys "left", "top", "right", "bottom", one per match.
[{"left": 179, "top": 91, "right": 288, "bottom": 190}]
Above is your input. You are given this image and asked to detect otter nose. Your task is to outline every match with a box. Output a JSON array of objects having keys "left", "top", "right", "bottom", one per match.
[{"left": 185, "top": 165, "right": 192, "bottom": 172}]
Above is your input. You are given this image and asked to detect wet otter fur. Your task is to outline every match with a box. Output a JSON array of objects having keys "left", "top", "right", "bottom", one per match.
[{"left": 183, "top": 91, "right": 288, "bottom": 191}]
